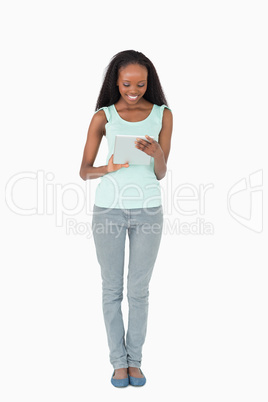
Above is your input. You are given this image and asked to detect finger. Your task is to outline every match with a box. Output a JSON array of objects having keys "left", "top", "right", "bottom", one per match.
[
  {"left": 135, "top": 142, "right": 149, "bottom": 152},
  {"left": 136, "top": 137, "right": 150, "bottom": 144},
  {"left": 145, "top": 135, "right": 154, "bottom": 143},
  {"left": 135, "top": 143, "right": 150, "bottom": 155},
  {"left": 135, "top": 139, "right": 150, "bottom": 147},
  {"left": 117, "top": 162, "right": 129, "bottom": 168}
]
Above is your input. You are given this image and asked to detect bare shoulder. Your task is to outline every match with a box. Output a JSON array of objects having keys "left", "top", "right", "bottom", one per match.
[
  {"left": 92, "top": 109, "right": 108, "bottom": 124},
  {"left": 162, "top": 107, "right": 173, "bottom": 126},
  {"left": 90, "top": 109, "right": 108, "bottom": 135},
  {"left": 163, "top": 106, "right": 173, "bottom": 118}
]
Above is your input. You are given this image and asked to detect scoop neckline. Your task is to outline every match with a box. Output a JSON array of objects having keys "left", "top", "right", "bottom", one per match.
[{"left": 112, "top": 103, "right": 155, "bottom": 123}]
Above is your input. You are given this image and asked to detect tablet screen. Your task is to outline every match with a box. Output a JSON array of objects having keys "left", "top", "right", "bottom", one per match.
[{"left": 113, "top": 135, "right": 154, "bottom": 165}]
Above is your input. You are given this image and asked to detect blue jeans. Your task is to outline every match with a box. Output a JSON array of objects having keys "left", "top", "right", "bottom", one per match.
[{"left": 92, "top": 204, "right": 163, "bottom": 369}]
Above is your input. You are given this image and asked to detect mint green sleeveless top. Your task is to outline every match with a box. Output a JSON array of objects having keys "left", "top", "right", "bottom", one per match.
[{"left": 94, "top": 103, "right": 172, "bottom": 209}]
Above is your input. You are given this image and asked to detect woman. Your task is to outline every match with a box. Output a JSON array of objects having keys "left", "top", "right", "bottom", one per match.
[{"left": 79, "top": 50, "right": 173, "bottom": 387}]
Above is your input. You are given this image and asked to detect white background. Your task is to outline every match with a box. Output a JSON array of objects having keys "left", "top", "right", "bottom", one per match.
[{"left": 1, "top": 0, "right": 267, "bottom": 401}]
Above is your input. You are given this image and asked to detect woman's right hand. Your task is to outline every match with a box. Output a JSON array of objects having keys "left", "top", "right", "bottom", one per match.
[{"left": 107, "top": 154, "right": 129, "bottom": 173}]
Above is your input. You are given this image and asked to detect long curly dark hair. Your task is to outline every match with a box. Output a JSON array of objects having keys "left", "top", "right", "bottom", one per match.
[{"left": 95, "top": 50, "right": 169, "bottom": 110}]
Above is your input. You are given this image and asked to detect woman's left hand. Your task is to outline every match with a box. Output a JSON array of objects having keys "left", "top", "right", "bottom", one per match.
[{"left": 135, "top": 135, "right": 163, "bottom": 159}]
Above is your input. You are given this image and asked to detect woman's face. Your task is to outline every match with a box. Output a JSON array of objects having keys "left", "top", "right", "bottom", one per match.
[{"left": 116, "top": 63, "right": 148, "bottom": 104}]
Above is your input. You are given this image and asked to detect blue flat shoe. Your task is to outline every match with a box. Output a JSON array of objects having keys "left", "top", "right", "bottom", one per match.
[
  {"left": 128, "top": 368, "right": 146, "bottom": 387},
  {"left": 111, "top": 370, "right": 129, "bottom": 388}
]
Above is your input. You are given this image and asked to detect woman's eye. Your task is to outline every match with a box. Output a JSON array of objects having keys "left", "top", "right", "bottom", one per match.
[{"left": 123, "top": 83, "right": 145, "bottom": 87}]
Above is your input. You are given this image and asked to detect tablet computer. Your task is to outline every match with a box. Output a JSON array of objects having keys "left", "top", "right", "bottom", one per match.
[{"left": 113, "top": 135, "right": 154, "bottom": 165}]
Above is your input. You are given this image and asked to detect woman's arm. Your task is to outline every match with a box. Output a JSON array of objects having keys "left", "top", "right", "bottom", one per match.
[
  {"left": 79, "top": 110, "right": 129, "bottom": 180},
  {"left": 154, "top": 108, "right": 173, "bottom": 180},
  {"left": 135, "top": 108, "right": 173, "bottom": 180},
  {"left": 79, "top": 110, "right": 107, "bottom": 180}
]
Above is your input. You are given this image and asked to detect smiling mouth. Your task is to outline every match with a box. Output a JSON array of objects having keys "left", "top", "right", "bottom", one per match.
[{"left": 127, "top": 95, "right": 139, "bottom": 100}]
